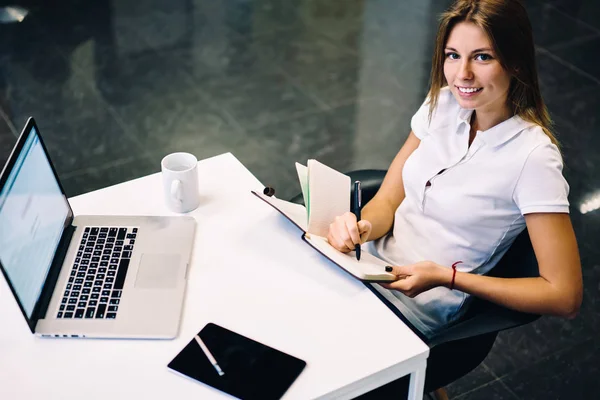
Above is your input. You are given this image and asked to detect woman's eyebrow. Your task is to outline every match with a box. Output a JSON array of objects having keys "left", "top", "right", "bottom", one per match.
[{"left": 445, "top": 47, "right": 493, "bottom": 54}]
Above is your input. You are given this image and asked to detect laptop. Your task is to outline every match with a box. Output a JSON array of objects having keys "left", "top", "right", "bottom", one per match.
[{"left": 0, "top": 117, "right": 196, "bottom": 339}]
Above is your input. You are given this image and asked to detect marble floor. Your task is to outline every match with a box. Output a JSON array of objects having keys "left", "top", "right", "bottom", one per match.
[{"left": 1, "top": 0, "right": 599, "bottom": 398}]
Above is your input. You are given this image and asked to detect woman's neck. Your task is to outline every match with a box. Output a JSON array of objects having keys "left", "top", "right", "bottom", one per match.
[{"left": 471, "top": 105, "right": 512, "bottom": 132}]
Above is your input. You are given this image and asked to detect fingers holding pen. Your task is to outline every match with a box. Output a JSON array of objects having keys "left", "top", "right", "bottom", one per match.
[
  {"left": 357, "top": 219, "right": 372, "bottom": 244},
  {"left": 326, "top": 212, "right": 372, "bottom": 253},
  {"left": 344, "top": 215, "right": 362, "bottom": 249},
  {"left": 327, "top": 213, "right": 357, "bottom": 252}
]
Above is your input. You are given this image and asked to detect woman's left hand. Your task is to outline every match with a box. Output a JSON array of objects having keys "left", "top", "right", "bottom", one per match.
[{"left": 380, "top": 261, "right": 450, "bottom": 298}]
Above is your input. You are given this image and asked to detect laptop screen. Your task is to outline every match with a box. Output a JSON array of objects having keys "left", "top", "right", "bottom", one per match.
[{"left": 0, "top": 126, "right": 70, "bottom": 318}]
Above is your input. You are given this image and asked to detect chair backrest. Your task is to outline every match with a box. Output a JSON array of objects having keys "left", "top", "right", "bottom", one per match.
[
  {"left": 488, "top": 229, "right": 539, "bottom": 278},
  {"left": 345, "top": 169, "right": 388, "bottom": 210}
]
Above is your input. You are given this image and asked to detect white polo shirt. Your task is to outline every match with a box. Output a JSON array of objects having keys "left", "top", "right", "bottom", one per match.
[{"left": 368, "top": 87, "right": 570, "bottom": 338}]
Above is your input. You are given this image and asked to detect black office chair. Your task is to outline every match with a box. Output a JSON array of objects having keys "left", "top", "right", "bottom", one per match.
[{"left": 289, "top": 169, "right": 541, "bottom": 394}]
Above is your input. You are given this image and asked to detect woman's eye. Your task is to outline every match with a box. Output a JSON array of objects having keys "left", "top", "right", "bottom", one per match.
[
  {"left": 445, "top": 52, "right": 459, "bottom": 60},
  {"left": 475, "top": 53, "right": 493, "bottom": 61}
]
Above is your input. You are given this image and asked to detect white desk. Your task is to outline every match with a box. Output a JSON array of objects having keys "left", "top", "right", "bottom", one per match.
[{"left": 0, "top": 153, "right": 429, "bottom": 400}]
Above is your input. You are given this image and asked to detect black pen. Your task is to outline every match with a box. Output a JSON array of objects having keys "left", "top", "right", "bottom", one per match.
[{"left": 353, "top": 180, "right": 362, "bottom": 261}]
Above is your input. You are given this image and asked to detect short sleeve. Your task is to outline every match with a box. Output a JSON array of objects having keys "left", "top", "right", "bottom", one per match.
[
  {"left": 410, "top": 97, "right": 431, "bottom": 140},
  {"left": 513, "top": 143, "right": 570, "bottom": 214}
]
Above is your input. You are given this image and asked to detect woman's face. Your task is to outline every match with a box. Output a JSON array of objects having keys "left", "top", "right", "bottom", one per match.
[{"left": 443, "top": 21, "right": 512, "bottom": 116}]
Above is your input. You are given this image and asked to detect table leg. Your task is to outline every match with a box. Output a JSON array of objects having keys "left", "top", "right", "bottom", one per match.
[{"left": 407, "top": 360, "right": 427, "bottom": 400}]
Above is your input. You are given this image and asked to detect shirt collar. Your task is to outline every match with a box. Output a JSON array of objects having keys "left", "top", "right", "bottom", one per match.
[{"left": 456, "top": 108, "right": 535, "bottom": 147}]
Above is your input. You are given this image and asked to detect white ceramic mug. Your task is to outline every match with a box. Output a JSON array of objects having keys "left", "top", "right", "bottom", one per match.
[{"left": 161, "top": 152, "right": 200, "bottom": 213}]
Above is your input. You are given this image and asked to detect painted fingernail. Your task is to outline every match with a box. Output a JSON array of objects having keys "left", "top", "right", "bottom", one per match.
[{"left": 385, "top": 266, "right": 393, "bottom": 272}]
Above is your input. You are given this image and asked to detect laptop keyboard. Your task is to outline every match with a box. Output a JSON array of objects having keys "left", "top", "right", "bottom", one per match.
[{"left": 56, "top": 226, "right": 138, "bottom": 320}]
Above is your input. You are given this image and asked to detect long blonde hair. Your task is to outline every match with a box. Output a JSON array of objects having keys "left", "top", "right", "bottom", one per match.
[{"left": 428, "top": 0, "right": 559, "bottom": 147}]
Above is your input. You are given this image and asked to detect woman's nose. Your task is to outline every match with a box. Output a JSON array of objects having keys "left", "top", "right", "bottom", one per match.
[{"left": 458, "top": 61, "right": 474, "bottom": 80}]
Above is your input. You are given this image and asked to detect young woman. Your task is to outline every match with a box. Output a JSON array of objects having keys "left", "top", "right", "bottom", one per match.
[{"left": 328, "top": 0, "right": 582, "bottom": 396}]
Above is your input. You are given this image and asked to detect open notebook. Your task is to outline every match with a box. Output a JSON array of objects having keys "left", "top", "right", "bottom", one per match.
[{"left": 252, "top": 159, "right": 395, "bottom": 282}]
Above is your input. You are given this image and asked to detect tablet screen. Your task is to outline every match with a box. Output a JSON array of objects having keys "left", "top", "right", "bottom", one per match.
[{"left": 168, "top": 323, "right": 306, "bottom": 400}]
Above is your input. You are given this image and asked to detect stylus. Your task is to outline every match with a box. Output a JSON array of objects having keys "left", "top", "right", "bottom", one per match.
[{"left": 195, "top": 335, "right": 225, "bottom": 376}]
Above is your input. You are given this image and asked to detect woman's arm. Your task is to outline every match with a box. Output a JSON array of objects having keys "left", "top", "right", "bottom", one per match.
[
  {"left": 327, "top": 132, "right": 421, "bottom": 252},
  {"left": 362, "top": 131, "right": 421, "bottom": 240},
  {"left": 453, "top": 213, "right": 582, "bottom": 317},
  {"left": 383, "top": 213, "right": 583, "bottom": 318}
]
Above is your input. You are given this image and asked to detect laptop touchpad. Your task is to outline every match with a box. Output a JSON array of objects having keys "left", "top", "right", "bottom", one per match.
[{"left": 135, "top": 254, "right": 181, "bottom": 289}]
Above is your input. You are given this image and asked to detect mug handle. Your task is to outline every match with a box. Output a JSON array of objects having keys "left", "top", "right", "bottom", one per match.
[{"left": 171, "top": 180, "right": 183, "bottom": 203}]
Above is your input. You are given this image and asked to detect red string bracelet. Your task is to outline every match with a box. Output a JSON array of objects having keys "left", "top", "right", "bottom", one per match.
[{"left": 450, "top": 261, "right": 462, "bottom": 290}]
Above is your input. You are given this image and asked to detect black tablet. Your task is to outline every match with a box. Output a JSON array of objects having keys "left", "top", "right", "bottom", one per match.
[{"left": 168, "top": 323, "right": 307, "bottom": 400}]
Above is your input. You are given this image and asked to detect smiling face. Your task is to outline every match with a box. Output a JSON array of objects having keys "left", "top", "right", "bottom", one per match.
[{"left": 444, "top": 21, "right": 512, "bottom": 118}]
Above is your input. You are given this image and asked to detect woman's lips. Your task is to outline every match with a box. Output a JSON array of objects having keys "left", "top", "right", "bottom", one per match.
[{"left": 455, "top": 86, "right": 483, "bottom": 98}]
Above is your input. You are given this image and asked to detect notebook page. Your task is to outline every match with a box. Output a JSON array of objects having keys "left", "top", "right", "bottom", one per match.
[{"left": 306, "top": 159, "right": 350, "bottom": 237}]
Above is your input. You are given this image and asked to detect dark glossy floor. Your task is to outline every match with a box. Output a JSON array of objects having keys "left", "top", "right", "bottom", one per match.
[{"left": 1, "top": 0, "right": 599, "bottom": 398}]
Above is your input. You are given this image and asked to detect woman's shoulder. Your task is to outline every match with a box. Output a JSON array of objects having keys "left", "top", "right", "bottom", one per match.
[
  {"left": 511, "top": 122, "right": 569, "bottom": 211},
  {"left": 517, "top": 122, "right": 558, "bottom": 151},
  {"left": 514, "top": 121, "right": 564, "bottom": 166}
]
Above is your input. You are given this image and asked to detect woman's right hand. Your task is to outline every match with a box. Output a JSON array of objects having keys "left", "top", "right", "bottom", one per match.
[{"left": 326, "top": 212, "right": 372, "bottom": 253}]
